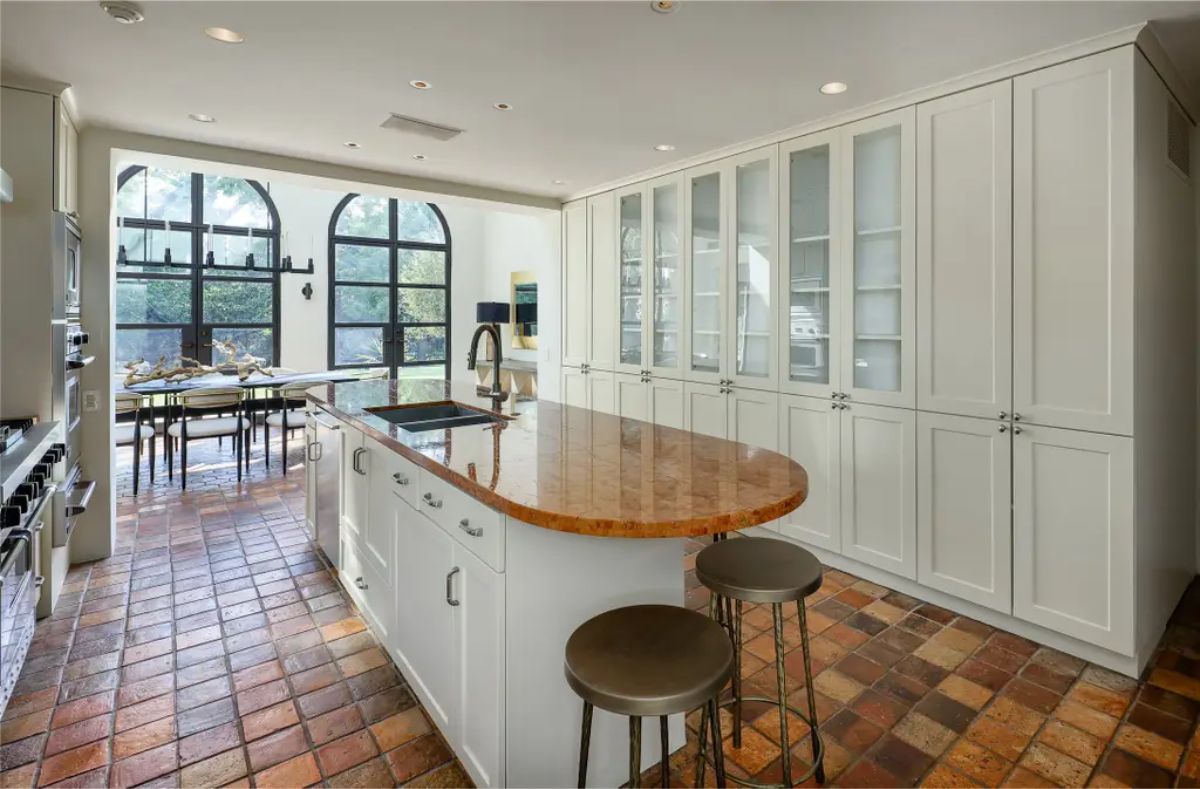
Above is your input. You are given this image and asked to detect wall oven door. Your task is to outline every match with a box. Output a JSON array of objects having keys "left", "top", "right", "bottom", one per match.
[
  {"left": 62, "top": 215, "right": 81, "bottom": 318},
  {"left": 53, "top": 463, "right": 94, "bottom": 549}
]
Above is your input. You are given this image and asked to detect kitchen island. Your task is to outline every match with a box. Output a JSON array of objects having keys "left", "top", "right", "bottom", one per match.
[{"left": 305, "top": 379, "right": 807, "bottom": 787}]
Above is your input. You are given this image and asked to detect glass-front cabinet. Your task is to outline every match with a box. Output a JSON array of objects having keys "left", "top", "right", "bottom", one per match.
[
  {"left": 684, "top": 166, "right": 725, "bottom": 384},
  {"left": 841, "top": 107, "right": 915, "bottom": 407},
  {"left": 616, "top": 187, "right": 644, "bottom": 374},
  {"left": 729, "top": 148, "right": 778, "bottom": 389},
  {"left": 779, "top": 130, "right": 839, "bottom": 398}
]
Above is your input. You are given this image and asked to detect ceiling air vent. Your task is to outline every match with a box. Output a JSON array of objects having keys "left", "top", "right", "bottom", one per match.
[
  {"left": 1167, "top": 100, "right": 1190, "bottom": 178},
  {"left": 379, "top": 113, "right": 463, "bottom": 142}
]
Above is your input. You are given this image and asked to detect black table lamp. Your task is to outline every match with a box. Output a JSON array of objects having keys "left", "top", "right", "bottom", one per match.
[{"left": 476, "top": 302, "right": 510, "bottom": 325}]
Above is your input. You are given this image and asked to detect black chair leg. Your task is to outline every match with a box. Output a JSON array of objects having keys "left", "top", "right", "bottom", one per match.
[
  {"left": 577, "top": 700, "right": 592, "bottom": 788},
  {"left": 132, "top": 435, "right": 140, "bottom": 496},
  {"left": 149, "top": 435, "right": 156, "bottom": 484},
  {"left": 181, "top": 438, "right": 187, "bottom": 491},
  {"left": 236, "top": 429, "right": 243, "bottom": 482},
  {"left": 167, "top": 433, "right": 173, "bottom": 481},
  {"left": 282, "top": 424, "right": 288, "bottom": 476},
  {"left": 264, "top": 424, "right": 270, "bottom": 470}
]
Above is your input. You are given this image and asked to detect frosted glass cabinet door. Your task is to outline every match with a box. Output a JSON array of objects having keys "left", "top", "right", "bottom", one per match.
[
  {"left": 561, "top": 199, "right": 588, "bottom": 368},
  {"left": 616, "top": 187, "right": 646, "bottom": 374},
  {"left": 649, "top": 176, "right": 683, "bottom": 375},
  {"left": 588, "top": 192, "right": 618, "bottom": 372},
  {"left": 728, "top": 147, "right": 778, "bottom": 390},
  {"left": 685, "top": 166, "right": 725, "bottom": 384},
  {"left": 841, "top": 108, "right": 915, "bottom": 408},
  {"left": 779, "top": 131, "right": 840, "bottom": 398}
]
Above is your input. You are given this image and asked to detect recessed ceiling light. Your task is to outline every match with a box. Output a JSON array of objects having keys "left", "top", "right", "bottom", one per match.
[
  {"left": 204, "top": 27, "right": 245, "bottom": 44},
  {"left": 188, "top": 113, "right": 216, "bottom": 123},
  {"left": 654, "top": 144, "right": 675, "bottom": 152},
  {"left": 819, "top": 81, "right": 848, "bottom": 95},
  {"left": 651, "top": 1, "right": 678, "bottom": 13},
  {"left": 552, "top": 180, "right": 566, "bottom": 185},
  {"left": 493, "top": 102, "right": 513, "bottom": 111},
  {"left": 412, "top": 154, "right": 427, "bottom": 161},
  {"left": 344, "top": 141, "right": 361, "bottom": 149},
  {"left": 409, "top": 80, "right": 431, "bottom": 90},
  {"left": 100, "top": 1, "right": 144, "bottom": 24}
]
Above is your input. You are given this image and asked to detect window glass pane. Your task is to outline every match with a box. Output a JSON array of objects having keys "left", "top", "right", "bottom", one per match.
[
  {"left": 335, "top": 195, "right": 389, "bottom": 238},
  {"left": 396, "top": 249, "right": 445, "bottom": 285},
  {"left": 397, "top": 288, "right": 445, "bottom": 323},
  {"left": 203, "top": 176, "right": 270, "bottom": 227},
  {"left": 203, "top": 280, "right": 273, "bottom": 324},
  {"left": 115, "top": 328, "right": 183, "bottom": 371},
  {"left": 117, "top": 226, "right": 193, "bottom": 269},
  {"left": 396, "top": 201, "right": 445, "bottom": 243},
  {"left": 203, "top": 232, "right": 272, "bottom": 276},
  {"left": 116, "top": 169, "right": 147, "bottom": 218},
  {"left": 334, "top": 327, "right": 384, "bottom": 366},
  {"left": 334, "top": 285, "right": 389, "bottom": 323},
  {"left": 116, "top": 278, "right": 192, "bottom": 324},
  {"left": 116, "top": 167, "right": 192, "bottom": 222},
  {"left": 395, "top": 364, "right": 443, "bottom": 380},
  {"left": 402, "top": 326, "right": 446, "bottom": 363},
  {"left": 211, "top": 328, "right": 273, "bottom": 365},
  {"left": 335, "top": 244, "right": 389, "bottom": 282}
]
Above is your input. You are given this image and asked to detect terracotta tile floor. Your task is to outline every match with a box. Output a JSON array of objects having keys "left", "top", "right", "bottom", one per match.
[{"left": 3, "top": 434, "right": 1200, "bottom": 787}]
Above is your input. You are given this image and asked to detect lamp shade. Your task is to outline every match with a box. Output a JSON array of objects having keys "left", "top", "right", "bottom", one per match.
[{"left": 476, "top": 301, "right": 510, "bottom": 323}]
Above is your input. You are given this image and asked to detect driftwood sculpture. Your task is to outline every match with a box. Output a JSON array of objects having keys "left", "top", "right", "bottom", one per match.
[{"left": 123, "top": 340, "right": 274, "bottom": 386}]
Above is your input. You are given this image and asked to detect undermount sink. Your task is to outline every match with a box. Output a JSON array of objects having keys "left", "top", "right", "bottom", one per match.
[{"left": 366, "top": 402, "right": 510, "bottom": 432}]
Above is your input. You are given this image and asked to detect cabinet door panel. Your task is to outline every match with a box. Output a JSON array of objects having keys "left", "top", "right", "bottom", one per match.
[
  {"left": 648, "top": 378, "right": 685, "bottom": 429},
  {"left": 685, "top": 166, "right": 726, "bottom": 384},
  {"left": 780, "top": 130, "right": 840, "bottom": 398},
  {"left": 1013, "top": 424, "right": 1133, "bottom": 654},
  {"left": 683, "top": 382, "right": 728, "bottom": 439},
  {"left": 340, "top": 427, "right": 367, "bottom": 548},
  {"left": 729, "top": 147, "right": 779, "bottom": 390},
  {"left": 364, "top": 436, "right": 397, "bottom": 576},
  {"left": 615, "top": 373, "right": 649, "bottom": 422},
  {"left": 841, "top": 403, "right": 916, "bottom": 579},
  {"left": 304, "top": 421, "right": 317, "bottom": 542},
  {"left": 588, "top": 192, "right": 618, "bottom": 371},
  {"left": 587, "top": 370, "right": 616, "bottom": 415},
  {"left": 562, "top": 199, "right": 588, "bottom": 368},
  {"left": 842, "top": 108, "right": 916, "bottom": 408},
  {"left": 561, "top": 367, "right": 588, "bottom": 409},
  {"left": 396, "top": 514, "right": 457, "bottom": 730},
  {"left": 455, "top": 546, "right": 506, "bottom": 788},
  {"left": 1013, "top": 50, "right": 1133, "bottom": 435},
  {"left": 616, "top": 187, "right": 647, "bottom": 375},
  {"left": 917, "top": 412, "right": 1011, "bottom": 613},
  {"left": 649, "top": 176, "right": 684, "bottom": 376},
  {"left": 778, "top": 395, "right": 840, "bottom": 551},
  {"left": 918, "top": 84, "right": 1012, "bottom": 419},
  {"left": 728, "top": 388, "right": 779, "bottom": 452}
]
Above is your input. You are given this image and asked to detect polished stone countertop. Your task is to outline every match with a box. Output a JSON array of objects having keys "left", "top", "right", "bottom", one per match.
[{"left": 307, "top": 379, "right": 808, "bottom": 538}]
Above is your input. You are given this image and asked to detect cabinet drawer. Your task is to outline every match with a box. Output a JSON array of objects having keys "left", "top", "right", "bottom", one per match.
[
  {"left": 368, "top": 437, "right": 420, "bottom": 508},
  {"left": 417, "top": 470, "right": 505, "bottom": 572}
]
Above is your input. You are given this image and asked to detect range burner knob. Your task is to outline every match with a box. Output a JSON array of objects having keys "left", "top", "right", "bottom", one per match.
[
  {"left": 9, "top": 493, "right": 30, "bottom": 513},
  {"left": 0, "top": 505, "right": 21, "bottom": 528},
  {"left": 16, "top": 481, "right": 40, "bottom": 500},
  {"left": 51, "top": 443, "right": 66, "bottom": 457},
  {"left": 41, "top": 448, "right": 61, "bottom": 465}
]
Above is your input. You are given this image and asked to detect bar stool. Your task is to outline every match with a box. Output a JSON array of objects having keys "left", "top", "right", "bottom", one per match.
[
  {"left": 565, "top": 604, "right": 733, "bottom": 788},
  {"left": 696, "top": 537, "right": 826, "bottom": 787}
]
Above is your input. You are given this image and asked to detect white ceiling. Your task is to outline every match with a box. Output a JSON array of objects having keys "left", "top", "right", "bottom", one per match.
[{"left": 3, "top": 1, "right": 1200, "bottom": 200}]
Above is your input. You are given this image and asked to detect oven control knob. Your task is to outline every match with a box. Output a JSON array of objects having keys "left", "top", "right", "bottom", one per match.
[
  {"left": 17, "top": 482, "right": 38, "bottom": 500},
  {"left": 51, "top": 443, "right": 66, "bottom": 458},
  {"left": 9, "top": 493, "right": 30, "bottom": 513},
  {"left": 42, "top": 449, "right": 60, "bottom": 465},
  {"left": 0, "top": 505, "right": 21, "bottom": 527}
]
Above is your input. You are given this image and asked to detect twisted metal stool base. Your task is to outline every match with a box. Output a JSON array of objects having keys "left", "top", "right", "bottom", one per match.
[{"left": 696, "top": 695, "right": 825, "bottom": 788}]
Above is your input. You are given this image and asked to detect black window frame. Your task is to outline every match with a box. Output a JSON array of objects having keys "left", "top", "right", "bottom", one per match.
[
  {"left": 114, "top": 166, "right": 282, "bottom": 369},
  {"left": 327, "top": 194, "right": 452, "bottom": 379}
]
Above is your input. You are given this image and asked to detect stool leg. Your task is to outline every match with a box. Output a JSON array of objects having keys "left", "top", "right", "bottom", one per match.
[
  {"left": 697, "top": 595, "right": 716, "bottom": 787},
  {"left": 797, "top": 600, "right": 825, "bottom": 784},
  {"left": 630, "top": 716, "right": 642, "bottom": 789},
  {"left": 660, "top": 716, "right": 670, "bottom": 788},
  {"left": 732, "top": 599, "right": 743, "bottom": 748},
  {"left": 772, "top": 603, "right": 793, "bottom": 787},
  {"left": 709, "top": 697, "right": 727, "bottom": 788},
  {"left": 578, "top": 701, "right": 592, "bottom": 788}
]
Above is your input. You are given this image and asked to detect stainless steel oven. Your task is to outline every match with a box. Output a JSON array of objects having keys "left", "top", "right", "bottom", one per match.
[
  {"left": 55, "top": 213, "right": 82, "bottom": 319},
  {"left": 53, "top": 463, "right": 94, "bottom": 549}
]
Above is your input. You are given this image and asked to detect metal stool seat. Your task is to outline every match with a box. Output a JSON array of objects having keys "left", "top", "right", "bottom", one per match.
[
  {"left": 565, "top": 604, "right": 733, "bottom": 788},
  {"left": 696, "top": 537, "right": 826, "bottom": 787}
]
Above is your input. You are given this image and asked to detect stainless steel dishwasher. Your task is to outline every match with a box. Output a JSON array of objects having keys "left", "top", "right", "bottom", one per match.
[{"left": 307, "top": 409, "right": 342, "bottom": 567}]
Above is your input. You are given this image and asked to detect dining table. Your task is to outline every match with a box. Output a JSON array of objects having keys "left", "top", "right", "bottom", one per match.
[{"left": 116, "top": 369, "right": 366, "bottom": 396}]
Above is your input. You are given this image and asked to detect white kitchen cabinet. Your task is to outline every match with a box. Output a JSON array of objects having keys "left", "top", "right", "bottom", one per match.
[
  {"left": 340, "top": 425, "right": 367, "bottom": 548},
  {"left": 615, "top": 185, "right": 647, "bottom": 376},
  {"left": 727, "top": 387, "right": 779, "bottom": 451},
  {"left": 1012, "top": 424, "right": 1133, "bottom": 654},
  {"left": 917, "top": 83, "right": 1012, "bottom": 420},
  {"left": 683, "top": 382, "right": 728, "bottom": 439},
  {"left": 304, "top": 419, "right": 317, "bottom": 542},
  {"left": 1013, "top": 50, "right": 1133, "bottom": 436},
  {"left": 587, "top": 370, "right": 616, "bottom": 415},
  {"left": 454, "top": 546, "right": 506, "bottom": 787},
  {"left": 917, "top": 412, "right": 1011, "bottom": 613},
  {"left": 840, "top": 402, "right": 916, "bottom": 579},
  {"left": 615, "top": 372, "right": 649, "bottom": 421},
  {"left": 777, "top": 394, "right": 841, "bottom": 552},
  {"left": 648, "top": 377, "right": 685, "bottom": 429},
  {"left": 54, "top": 97, "right": 79, "bottom": 216},
  {"left": 364, "top": 435, "right": 399, "bottom": 575},
  {"left": 779, "top": 130, "right": 841, "bottom": 400},
  {"left": 684, "top": 165, "right": 726, "bottom": 386},
  {"left": 728, "top": 147, "right": 779, "bottom": 391},
  {"left": 561, "top": 199, "right": 588, "bottom": 369},
  {"left": 841, "top": 108, "right": 916, "bottom": 409},
  {"left": 588, "top": 192, "right": 618, "bottom": 371},
  {"left": 560, "top": 366, "right": 588, "bottom": 409}
]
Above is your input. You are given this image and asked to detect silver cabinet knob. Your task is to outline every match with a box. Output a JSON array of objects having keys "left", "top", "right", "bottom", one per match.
[
  {"left": 998, "top": 424, "right": 1008, "bottom": 433},
  {"left": 1012, "top": 413, "right": 1022, "bottom": 421},
  {"left": 422, "top": 492, "right": 443, "bottom": 509},
  {"left": 459, "top": 519, "right": 483, "bottom": 538},
  {"left": 392, "top": 472, "right": 409, "bottom": 486},
  {"left": 354, "top": 576, "right": 367, "bottom": 590},
  {"left": 998, "top": 411, "right": 1008, "bottom": 420},
  {"left": 1013, "top": 426, "right": 1023, "bottom": 435}
]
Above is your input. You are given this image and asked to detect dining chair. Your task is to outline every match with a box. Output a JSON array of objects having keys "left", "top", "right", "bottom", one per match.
[
  {"left": 247, "top": 367, "right": 296, "bottom": 446},
  {"left": 264, "top": 380, "right": 328, "bottom": 474},
  {"left": 114, "top": 391, "right": 155, "bottom": 495},
  {"left": 166, "top": 386, "right": 249, "bottom": 490}
]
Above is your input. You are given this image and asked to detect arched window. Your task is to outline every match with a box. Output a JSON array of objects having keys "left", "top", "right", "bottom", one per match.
[
  {"left": 114, "top": 166, "right": 281, "bottom": 370},
  {"left": 328, "top": 194, "right": 451, "bottom": 379}
]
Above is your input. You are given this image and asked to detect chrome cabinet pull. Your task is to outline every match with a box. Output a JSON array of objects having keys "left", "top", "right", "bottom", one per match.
[
  {"left": 392, "top": 472, "right": 409, "bottom": 486},
  {"left": 354, "top": 576, "right": 367, "bottom": 590},
  {"left": 422, "top": 492, "right": 443, "bottom": 509},
  {"left": 352, "top": 447, "right": 367, "bottom": 475},
  {"left": 459, "top": 519, "right": 483, "bottom": 538},
  {"left": 307, "top": 441, "right": 322, "bottom": 462},
  {"left": 446, "top": 567, "right": 460, "bottom": 606}
]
